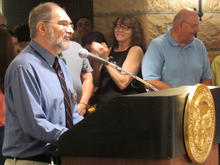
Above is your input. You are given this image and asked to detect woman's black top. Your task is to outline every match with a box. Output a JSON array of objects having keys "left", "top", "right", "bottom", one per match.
[{"left": 97, "top": 46, "right": 145, "bottom": 108}]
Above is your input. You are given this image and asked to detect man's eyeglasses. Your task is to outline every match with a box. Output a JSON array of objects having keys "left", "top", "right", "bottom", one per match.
[
  {"left": 42, "top": 21, "right": 74, "bottom": 30},
  {"left": 114, "top": 24, "right": 130, "bottom": 31}
]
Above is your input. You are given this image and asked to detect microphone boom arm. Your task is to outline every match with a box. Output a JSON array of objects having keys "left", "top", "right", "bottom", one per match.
[
  {"left": 103, "top": 59, "right": 159, "bottom": 92},
  {"left": 78, "top": 48, "right": 159, "bottom": 92}
]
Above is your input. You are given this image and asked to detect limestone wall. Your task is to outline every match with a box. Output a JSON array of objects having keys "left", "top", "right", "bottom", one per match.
[{"left": 93, "top": 0, "right": 220, "bottom": 62}]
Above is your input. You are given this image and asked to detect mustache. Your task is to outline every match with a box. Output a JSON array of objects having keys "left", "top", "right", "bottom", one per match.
[{"left": 63, "top": 33, "right": 72, "bottom": 40}]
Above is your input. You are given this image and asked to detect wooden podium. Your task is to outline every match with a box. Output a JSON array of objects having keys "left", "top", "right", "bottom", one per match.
[{"left": 58, "top": 86, "right": 220, "bottom": 165}]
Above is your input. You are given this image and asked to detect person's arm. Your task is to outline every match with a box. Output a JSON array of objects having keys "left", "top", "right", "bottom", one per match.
[
  {"left": 0, "top": 89, "right": 5, "bottom": 126},
  {"left": 78, "top": 72, "right": 93, "bottom": 116},
  {"left": 211, "top": 59, "right": 217, "bottom": 86},
  {"left": 105, "top": 46, "right": 144, "bottom": 90},
  {"left": 145, "top": 80, "right": 172, "bottom": 90},
  {"left": 200, "top": 42, "right": 212, "bottom": 86},
  {"left": 89, "top": 42, "right": 109, "bottom": 87},
  {"left": 201, "top": 78, "right": 212, "bottom": 85},
  {"left": 90, "top": 59, "right": 103, "bottom": 87},
  {"left": 142, "top": 40, "right": 167, "bottom": 91}
]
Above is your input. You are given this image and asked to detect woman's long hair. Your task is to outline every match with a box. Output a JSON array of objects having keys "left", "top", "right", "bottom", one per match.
[
  {"left": 111, "top": 16, "right": 145, "bottom": 50},
  {"left": 0, "top": 28, "right": 16, "bottom": 92}
]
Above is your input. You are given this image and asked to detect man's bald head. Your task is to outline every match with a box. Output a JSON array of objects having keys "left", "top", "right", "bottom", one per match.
[
  {"left": 171, "top": 8, "right": 200, "bottom": 46},
  {"left": 173, "top": 9, "right": 197, "bottom": 25}
]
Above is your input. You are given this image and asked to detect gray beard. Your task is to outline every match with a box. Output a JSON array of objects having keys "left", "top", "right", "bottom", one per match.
[{"left": 47, "top": 26, "right": 70, "bottom": 53}]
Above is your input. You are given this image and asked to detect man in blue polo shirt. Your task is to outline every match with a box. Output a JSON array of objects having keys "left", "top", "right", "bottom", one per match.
[{"left": 142, "top": 9, "right": 212, "bottom": 91}]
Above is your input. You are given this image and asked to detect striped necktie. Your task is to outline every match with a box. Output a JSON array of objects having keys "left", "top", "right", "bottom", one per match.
[{"left": 53, "top": 57, "right": 73, "bottom": 128}]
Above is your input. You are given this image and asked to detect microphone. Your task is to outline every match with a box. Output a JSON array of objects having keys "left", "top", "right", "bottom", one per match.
[
  {"left": 78, "top": 48, "right": 159, "bottom": 92},
  {"left": 78, "top": 48, "right": 109, "bottom": 65}
]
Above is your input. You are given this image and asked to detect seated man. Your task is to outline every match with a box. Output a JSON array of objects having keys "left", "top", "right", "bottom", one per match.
[{"left": 142, "top": 8, "right": 212, "bottom": 91}]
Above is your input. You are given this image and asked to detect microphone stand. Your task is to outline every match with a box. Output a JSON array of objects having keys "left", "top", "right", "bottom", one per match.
[
  {"left": 194, "top": 0, "right": 203, "bottom": 38},
  {"left": 194, "top": 7, "right": 198, "bottom": 38},
  {"left": 105, "top": 61, "right": 159, "bottom": 92},
  {"left": 198, "top": 0, "right": 203, "bottom": 21}
]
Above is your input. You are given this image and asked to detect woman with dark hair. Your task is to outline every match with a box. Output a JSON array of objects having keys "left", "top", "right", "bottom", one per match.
[
  {"left": 91, "top": 16, "right": 146, "bottom": 108},
  {"left": 0, "top": 28, "right": 16, "bottom": 165},
  {"left": 111, "top": 16, "right": 145, "bottom": 52}
]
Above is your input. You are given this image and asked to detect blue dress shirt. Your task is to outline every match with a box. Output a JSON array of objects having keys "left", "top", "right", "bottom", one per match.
[
  {"left": 3, "top": 40, "right": 83, "bottom": 158},
  {"left": 142, "top": 28, "right": 212, "bottom": 87}
]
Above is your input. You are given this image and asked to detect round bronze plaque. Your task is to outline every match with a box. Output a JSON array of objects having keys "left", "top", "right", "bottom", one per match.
[{"left": 184, "top": 84, "right": 215, "bottom": 163}]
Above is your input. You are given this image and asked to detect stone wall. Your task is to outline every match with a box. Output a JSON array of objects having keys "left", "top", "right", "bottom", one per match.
[{"left": 93, "top": 0, "right": 220, "bottom": 63}]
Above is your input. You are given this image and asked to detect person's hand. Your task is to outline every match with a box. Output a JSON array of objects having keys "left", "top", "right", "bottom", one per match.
[
  {"left": 78, "top": 103, "right": 87, "bottom": 116},
  {"left": 90, "top": 42, "right": 110, "bottom": 60}
]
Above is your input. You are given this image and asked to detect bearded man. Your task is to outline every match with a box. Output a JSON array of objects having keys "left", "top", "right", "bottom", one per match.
[{"left": 2, "top": 2, "right": 83, "bottom": 165}]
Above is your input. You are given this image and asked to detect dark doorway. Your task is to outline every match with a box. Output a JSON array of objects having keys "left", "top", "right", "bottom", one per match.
[{"left": 2, "top": 0, "right": 93, "bottom": 30}]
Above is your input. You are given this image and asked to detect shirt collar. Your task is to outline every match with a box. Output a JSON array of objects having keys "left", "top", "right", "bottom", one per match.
[
  {"left": 166, "top": 28, "right": 194, "bottom": 48},
  {"left": 30, "top": 40, "right": 56, "bottom": 67}
]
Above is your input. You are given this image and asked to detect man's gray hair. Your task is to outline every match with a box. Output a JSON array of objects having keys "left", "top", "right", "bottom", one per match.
[{"left": 28, "top": 2, "right": 59, "bottom": 38}]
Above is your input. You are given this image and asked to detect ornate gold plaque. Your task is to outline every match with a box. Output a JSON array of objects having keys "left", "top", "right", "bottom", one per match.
[{"left": 184, "top": 84, "right": 215, "bottom": 163}]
